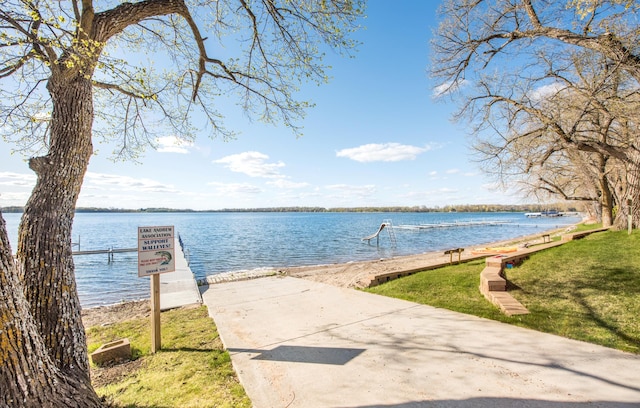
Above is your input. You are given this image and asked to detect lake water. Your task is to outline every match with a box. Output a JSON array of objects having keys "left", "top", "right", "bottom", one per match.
[{"left": 2, "top": 211, "right": 580, "bottom": 308}]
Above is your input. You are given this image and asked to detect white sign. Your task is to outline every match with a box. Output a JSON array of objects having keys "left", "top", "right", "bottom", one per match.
[{"left": 138, "top": 225, "right": 176, "bottom": 277}]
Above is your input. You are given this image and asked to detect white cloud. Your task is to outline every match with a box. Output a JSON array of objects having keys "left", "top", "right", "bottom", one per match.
[
  {"left": 433, "top": 79, "right": 470, "bottom": 97},
  {"left": 84, "top": 172, "right": 179, "bottom": 193},
  {"left": 214, "top": 151, "right": 285, "bottom": 178},
  {"left": 0, "top": 172, "right": 36, "bottom": 187},
  {"left": 529, "top": 82, "right": 566, "bottom": 102},
  {"left": 208, "top": 182, "right": 262, "bottom": 195},
  {"left": 446, "top": 168, "right": 460, "bottom": 174},
  {"left": 156, "top": 136, "right": 193, "bottom": 154},
  {"left": 32, "top": 111, "right": 51, "bottom": 122},
  {"left": 336, "top": 143, "right": 430, "bottom": 163},
  {"left": 326, "top": 184, "right": 376, "bottom": 197},
  {"left": 0, "top": 172, "right": 186, "bottom": 208},
  {"left": 405, "top": 187, "right": 460, "bottom": 203},
  {"left": 481, "top": 181, "right": 505, "bottom": 191},
  {"left": 267, "top": 179, "right": 310, "bottom": 189},
  {"left": 0, "top": 191, "right": 32, "bottom": 206},
  {"left": 403, "top": 187, "right": 459, "bottom": 199}
]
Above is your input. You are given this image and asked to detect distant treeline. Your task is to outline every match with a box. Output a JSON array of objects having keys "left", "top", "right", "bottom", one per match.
[
  {"left": 216, "top": 204, "right": 582, "bottom": 213},
  {"left": 1, "top": 203, "right": 583, "bottom": 214},
  {"left": 0, "top": 206, "right": 196, "bottom": 214}
]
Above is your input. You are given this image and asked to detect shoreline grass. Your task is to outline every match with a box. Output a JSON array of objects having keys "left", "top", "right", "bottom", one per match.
[
  {"left": 367, "top": 228, "right": 640, "bottom": 354},
  {"left": 86, "top": 306, "right": 251, "bottom": 408}
]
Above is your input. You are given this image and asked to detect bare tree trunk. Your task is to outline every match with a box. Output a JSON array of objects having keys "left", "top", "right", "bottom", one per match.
[
  {"left": 598, "top": 156, "right": 614, "bottom": 228},
  {"left": 600, "top": 186, "right": 614, "bottom": 228},
  {"left": 1, "top": 212, "right": 103, "bottom": 408},
  {"left": 613, "top": 153, "right": 640, "bottom": 230},
  {"left": 16, "top": 75, "right": 94, "bottom": 380}
]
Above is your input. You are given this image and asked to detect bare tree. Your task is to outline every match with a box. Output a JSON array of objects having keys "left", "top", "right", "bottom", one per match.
[
  {"left": 0, "top": 0, "right": 363, "bottom": 404},
  {"left": 432, "top": 0, "right": 640, "bottom": 228},
  {"left": 474, "top": 51, "right": 640, "bottom": 226}
]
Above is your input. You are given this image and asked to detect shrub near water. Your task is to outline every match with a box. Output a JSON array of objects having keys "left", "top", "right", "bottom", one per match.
[
  {"left": 368, "top": 229, "right": 640, "bottom": 354},
  {"left": 86, "top": 306, "right": 251, "bottom": 408}
]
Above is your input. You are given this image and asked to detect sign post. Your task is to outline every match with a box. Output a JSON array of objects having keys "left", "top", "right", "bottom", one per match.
[
  {"left": 138, "top": 225, "right": 176, "bottom": 353},
  {"left": 151, "top": 274, "right": 161, "bottom": 352}
]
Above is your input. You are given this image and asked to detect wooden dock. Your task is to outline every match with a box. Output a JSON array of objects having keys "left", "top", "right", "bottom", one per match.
[
  {"left": 395, "top": 219, "right": 510, "bottom": 230},
  {"left": 72, "top": 238, "right": 201, "bottom": 310},
  {"left": 73, "top": 248, "right": 137, "bottom": 255},
  {"left": 73, "top": 247, "right": 137, "bottom": 262}
]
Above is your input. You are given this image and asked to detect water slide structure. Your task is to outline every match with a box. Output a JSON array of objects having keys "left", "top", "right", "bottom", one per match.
[{"left": 362, "top": 220, "right": 396, "bottom": 247}]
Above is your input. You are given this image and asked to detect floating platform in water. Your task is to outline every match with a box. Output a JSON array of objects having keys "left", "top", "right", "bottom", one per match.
[
  {"left": 525, "top": 210, "right": 564, "bottom": 217},
  {"left": 395, "top": 219, "right": 511, "bottom": 230}
]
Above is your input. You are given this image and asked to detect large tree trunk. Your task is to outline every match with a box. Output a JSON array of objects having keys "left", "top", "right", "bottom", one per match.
[
  {"left": 16, "top": 75, "right": 94, "bottom": 381},
  {"left": 1, "top": 212, "right": 103, "bottom": 408},
  {"left": 598, "top": 156, "right": 614, "bottom": 228},
  {"left": 600, "top": 187, "right": 614, "bottom": 228},
  {"left": 613, "top": 154, "right": 640, "bottom": 230}
]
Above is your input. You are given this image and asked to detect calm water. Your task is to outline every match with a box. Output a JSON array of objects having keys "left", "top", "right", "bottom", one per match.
[{"left": 3, "top": 211, "right": 580, "bottom": 308}]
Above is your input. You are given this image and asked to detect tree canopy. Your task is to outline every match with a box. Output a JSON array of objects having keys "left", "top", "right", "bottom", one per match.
[
  {"left": 1, "top": 0, "right": 363, "bottom": 159},
  {"left": 432, "top": 0, "right": 640, "bottom": 227}
]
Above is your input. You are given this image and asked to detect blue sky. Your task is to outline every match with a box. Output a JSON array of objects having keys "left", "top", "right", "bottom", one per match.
[{"left": 0, "top": 2, "right": 525, "bottom": 211}]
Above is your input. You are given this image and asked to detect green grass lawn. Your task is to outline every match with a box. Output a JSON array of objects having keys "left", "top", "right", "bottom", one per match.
[
  {"left": 367, "top": 228, "right": 640, "bottom": 354},
  {"left": 86, "top": 306, "right": 251, "bottom": 408}
]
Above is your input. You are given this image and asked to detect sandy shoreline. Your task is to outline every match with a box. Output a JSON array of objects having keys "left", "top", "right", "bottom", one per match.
[
  {"left": 283, "top": 226, "right": 573, "bottom": 287},
  {"left": 82, "top": 224, "right": 578, "bottom": 328}
]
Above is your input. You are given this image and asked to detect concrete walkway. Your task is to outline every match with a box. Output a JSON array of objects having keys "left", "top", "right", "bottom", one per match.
[
  {"left": 158, "top": 238, "right": 201, "bottom": 310},
  {"left": 201, "top": 276, "right": 640, "bottom": 408}
]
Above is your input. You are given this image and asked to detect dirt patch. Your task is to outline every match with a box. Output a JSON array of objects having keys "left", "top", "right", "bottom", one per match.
[
  {"left": 83, "top": 300, "right": 151, "bottom": 390},
  {"left": 90, "top": 358, "right": 145, "bottom": 389},
  {"left": 82, "top": 299, "right": 150, "bottom": 329}
]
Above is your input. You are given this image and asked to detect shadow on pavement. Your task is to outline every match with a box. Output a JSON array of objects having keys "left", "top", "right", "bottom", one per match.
[{"left": 228, "top": 345, "right": 365, "bottom": 365}]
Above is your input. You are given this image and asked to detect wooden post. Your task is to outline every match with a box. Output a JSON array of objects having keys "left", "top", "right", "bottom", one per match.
[
  {"left": 151, "top": 274, "right": 161, "bottom": 353},
  {"left": 628, "top": 198, "right": 633, "bottom": 235}
]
